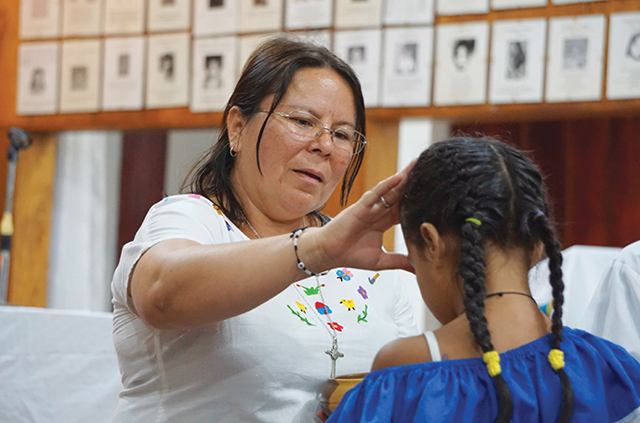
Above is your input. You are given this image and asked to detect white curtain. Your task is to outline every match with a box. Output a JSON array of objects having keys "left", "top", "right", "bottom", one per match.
[{"left": 48, "top": 131, "right": 122, "bottom": 312}]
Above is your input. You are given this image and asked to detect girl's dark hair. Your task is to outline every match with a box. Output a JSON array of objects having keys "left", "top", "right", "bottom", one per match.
[
  {"left": 181, "top": 35, "right": 367, "bottom": 226},
  {"left": 400, "top": 137, "right": 573, "bottom": 423}
]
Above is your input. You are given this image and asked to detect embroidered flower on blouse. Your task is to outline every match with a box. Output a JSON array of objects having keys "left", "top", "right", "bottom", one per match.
[
  {"left": 357, "top": 286, "right": 368, "bottom": 300},
  {"left": 328, "top": 322, "right": 344, "bottom": 332}
]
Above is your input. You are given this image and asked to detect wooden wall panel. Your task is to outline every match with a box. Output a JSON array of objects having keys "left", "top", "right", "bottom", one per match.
[
  {"left": 117, "top": 130, "right": 167, "bottom": 255},
  {"left": 324, "top": 118, "right": 400, "bottom": 252},
  {"left": 610, "top": 118, "right": 640, "bottom": 247},
  {"left": 563, "top": 119, "right": 611, "bottom": 246},
  {"left": 528, "top": 122, "right": 567, "bottom": 233},
  {"left": 6, "top": 133, "right": 56, "bottom": 306}
]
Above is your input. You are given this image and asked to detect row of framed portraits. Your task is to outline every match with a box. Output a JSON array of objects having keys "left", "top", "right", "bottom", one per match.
[
  {"left": 20, "top": 0, "right": 605, "bottom": 40},
  {"left": 16, "top": 11, "right": 640, "bottom": 115}
]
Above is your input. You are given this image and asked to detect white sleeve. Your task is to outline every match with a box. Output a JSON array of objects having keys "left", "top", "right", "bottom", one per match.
[
  {"left": 582, "top": 259, "right": 640, "bottom": 362},
  {"left": 391, "top": 270, "right": 420, "bottom": 337},
  {"left": 110, "top": 195, "right": 229, "bottom": 314}
]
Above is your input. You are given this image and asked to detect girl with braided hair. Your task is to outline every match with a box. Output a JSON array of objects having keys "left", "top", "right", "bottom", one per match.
[{"left": 327, "top": 137, "right": 640, "bottom": 423}]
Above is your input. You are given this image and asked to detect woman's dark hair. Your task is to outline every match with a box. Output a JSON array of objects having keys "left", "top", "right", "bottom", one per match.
[
  {"left": 181, "top": 35, "right": 367, "bottom": 226},
  {"left": 400, "top": 137, "right": 573, "bottom": 423}
]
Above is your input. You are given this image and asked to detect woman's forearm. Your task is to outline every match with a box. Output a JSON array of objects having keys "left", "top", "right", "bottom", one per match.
[{"left": 131, "top": 228, "right": 331, "bottom": 330}]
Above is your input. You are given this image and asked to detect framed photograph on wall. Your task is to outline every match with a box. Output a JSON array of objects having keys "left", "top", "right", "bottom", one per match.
[
  {"left": 381, "top": 27, "right": 434, "bottom": 107},
  {"left": 285, "top": 0, "right": 333, "bottom": 30},
  {"left": 608, "top": 12, "right": 640, "bottom": 100},
  {"left": 383, "top": 0, "right": 434, "bottom": 26},
  {"left": 546, "top": 15, "right": 606, "bottom": 103},
  {"left": 193, "top": 0, "right": 238, "bottom": 37},
  {"left": 102, "top": 37, "right": 145, "bottom": 111},
  {"left": 147, "top": 0, "right": 191, "bottom": 32},
  {"left": 20, "top": 0, "right": 61, "bottom": 39},
  {"left": 489, "top": 18, "right": 547, "bottom": 104},
  {"left": 146, "top": 33, "right": 190, "bottom": 108},
  {"left": 436, "top": 0, "right": 488, "bottom": 16},
  {"left": 239, "top": 0, "right": 283, "bottom": 33},
  {"left": 17, "top": 42, "right": 60, "bottom": 115},
  {"left": 335, "top": 0, "right": 383, "bottom": 29},
  {"left": 191, "top": 36, "right": 238, "bottom": 112},
  {"left": 334, "top": 29, "right": 383, "bottom": 107},
  {"left": 433, "top": 21, "right": 490, "bottom": 106},
  {"left": 62, "top": 0, "right": 103, "bottom": 37},
  {"left": 104, "top": 0, "right": 145, "bottom": 35},
  {"left": 60, "top": 40, "right": 102, "bottom": 113}
]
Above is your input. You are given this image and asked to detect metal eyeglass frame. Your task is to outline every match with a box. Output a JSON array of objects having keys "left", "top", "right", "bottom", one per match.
[{"left": 258, "top": 109, "right": 368, "bottom": 156}]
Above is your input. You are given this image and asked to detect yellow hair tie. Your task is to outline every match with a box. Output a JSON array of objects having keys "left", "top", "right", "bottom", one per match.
[
  {"left": 548, "top": 349, "right": 565, "bottom": 371},
  {"left": 483, "top": 350, "right": 502, "bottom": 377},
  {"left": 465, "top": 218, "right": 482, "bottom": 226}
]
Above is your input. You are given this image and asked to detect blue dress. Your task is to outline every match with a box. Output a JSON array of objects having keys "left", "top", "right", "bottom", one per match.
[{"left": 327, "top": 328, "right": 640, "bottom": 423}]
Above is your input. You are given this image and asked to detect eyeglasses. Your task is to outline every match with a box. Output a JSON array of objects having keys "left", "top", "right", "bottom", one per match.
[{"left": 259, "top": 110, "right": 367, "bottom": 157}]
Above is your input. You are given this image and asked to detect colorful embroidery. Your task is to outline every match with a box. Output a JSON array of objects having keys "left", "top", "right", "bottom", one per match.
[
  {"left": 213, "top": 204, "right": 223, "bottom": 215},
  {"left": 296, "top": 284, "right": 325, "bottom": 296},
  {"left": 315, "top": 301, "right": 332, "bottom": 315},
  {"left": 225, "top": 221, "right": 233, "bottom": 232},
  {"left": 357, "top": 286, "right": 368, "bottom": 300},
  {"left": 287, "top": 305, "right": 315, "bottom": 326},
  {"left": 336, "top": 268, "right": 353, "bottom": 282},
  {"left": 368, "top": 273, "right": 380, "bottom": 285},
  {"left": 188, "top": 194, "right": 202, "bottom": 199},
  {"left": 328, "top": 322, "right": 344, "bottom": 332},
  {"left": 340, "top": 299, "right": 355, "bottom": 311},
  {"left": 357, "top": 304, "right": 369, "bottom": 323},
  {"left": 294, "top": 301, "right": 307, "bottom": 313}
]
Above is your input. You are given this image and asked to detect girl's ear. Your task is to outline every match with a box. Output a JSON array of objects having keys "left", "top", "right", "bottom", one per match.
[
  {"left": 227, "top": 106, "right": 247, "bottom": 152},
  {"left": 419, "top": 223, "right": 446, "bottom": 265}
]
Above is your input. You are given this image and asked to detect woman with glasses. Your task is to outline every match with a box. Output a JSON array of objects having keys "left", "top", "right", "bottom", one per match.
[{"left": 110, "top": 36, "right": 418, "bottom": 423}]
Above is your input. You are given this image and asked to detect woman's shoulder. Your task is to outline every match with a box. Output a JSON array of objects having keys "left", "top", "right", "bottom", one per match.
[
  {"left": 151, "top": 193, "right": 215, "bottom": 212},
  {"left": 147, "top": 194, "right": 225, "bottom": 225},
  {"left": 138, "top": 194, "right": 240, "bottom": 244}
]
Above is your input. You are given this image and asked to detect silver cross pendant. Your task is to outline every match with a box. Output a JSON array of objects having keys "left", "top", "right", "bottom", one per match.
[{"left": 325, "top": 338, "right": 344, "bottom": 379}]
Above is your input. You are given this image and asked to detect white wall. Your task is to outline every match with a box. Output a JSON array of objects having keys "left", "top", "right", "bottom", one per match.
[{"left": 165, "top": 128, "right": 220, "bottom": 196}]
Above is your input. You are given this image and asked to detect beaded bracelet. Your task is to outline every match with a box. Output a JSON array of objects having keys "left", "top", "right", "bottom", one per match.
[{"left": 290, "top": 227, "right": 329, "bottom": 277}]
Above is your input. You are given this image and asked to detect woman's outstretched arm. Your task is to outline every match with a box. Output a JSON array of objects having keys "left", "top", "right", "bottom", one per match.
[{"left": 131, "top": 162, "right": 415, "bottom": 330}]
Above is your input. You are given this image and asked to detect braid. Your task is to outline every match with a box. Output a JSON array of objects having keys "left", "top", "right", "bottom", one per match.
[
  {"left": 535, "top": 215, "right": 574, "bottom": 423},
  {"left": 460, "top": 220, "right": 513, "bottom": 423}
]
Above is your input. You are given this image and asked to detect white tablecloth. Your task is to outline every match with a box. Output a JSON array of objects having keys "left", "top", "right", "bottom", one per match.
[{"left": 0, "top": 306, "right": 121, "bottom": 423}]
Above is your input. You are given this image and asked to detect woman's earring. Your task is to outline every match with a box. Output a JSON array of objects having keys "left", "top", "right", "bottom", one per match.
[{"left": 229, "top": 144, "right": 237, "bottom": 157}]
